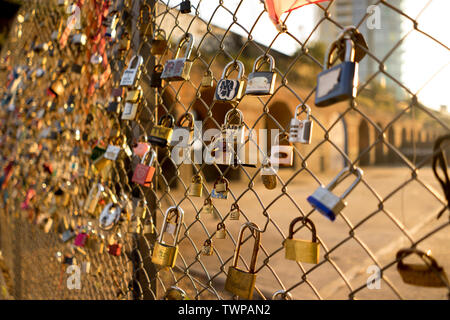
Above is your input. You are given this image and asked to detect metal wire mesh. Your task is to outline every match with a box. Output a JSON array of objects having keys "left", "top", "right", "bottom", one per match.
[{"left": 0, "top": 0, "right": 449, "bottom": 300}]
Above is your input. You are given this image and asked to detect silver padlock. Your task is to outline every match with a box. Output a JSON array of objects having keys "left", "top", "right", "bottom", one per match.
[
  {"left": 98, "top": 202, "right": 122, "bottom": 231},
  {"left": 161, "top": 33, "right": 194, "bottom": 81},
  {"left": 307, "top": 167, "right": 363, "bottom": 221},
  {"left": 289, "top": 104, "right": 313, "bottom": 144},
  {"left": 245, "top": 54, "right": 277, "bottom": 96},
  {"left": 214, "top": 60, "right": 246, "bottom": 103},
  {"left": 120, "top": 55, "right": 144, "bottom": 87},
  {"left": 270, "top": 133, "right": 293, "bottom": 167},
  {"left": 104, "top": 144, "right": 121, "bottom": 161}
]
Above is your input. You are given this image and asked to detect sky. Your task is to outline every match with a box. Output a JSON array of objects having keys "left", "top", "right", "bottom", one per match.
[{"left": 163, "top": 0, "right": 449, "bottom": 111}]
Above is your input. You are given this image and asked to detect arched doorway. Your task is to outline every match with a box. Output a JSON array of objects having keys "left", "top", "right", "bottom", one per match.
[
  {"left": 358, "top": 119, "right": 370, "bottom": 166},
  {"left": 328, "top": 112, "right": 348, "bottom": 171},
  {"left": 374, "top": 122, "right": 384, "bottom": 165},
  {"left": 387, "top": 126, "right": 396, "bottom": 164}
]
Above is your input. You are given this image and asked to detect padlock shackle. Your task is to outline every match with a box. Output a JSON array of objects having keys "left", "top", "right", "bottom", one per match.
[
  {"left": 139, "top": 3, "right": 152, "bottom": 24},
  {"left": 231, "top": 222, "right": 261, "bottom": 273},
  {"left": 325, "top": 167, "right": 363, "bottom": 199},
  {"left": 141, "top": 147, "right": 157, "bottom": 166},
  {"left": 127, "top": 55, "right": 143, "bottom": 70},
  {"left": 288, "top": 217, "right": 317, "bottom": 243},
  {"left": 217, "top": 222, "right": 225, "bottom": 230},
  {"left": 224, "top": 108, "right": 244, "bottom": 127},
  {"left": 252, "top": 54, "right": 275, "bottom": 72},
  {"left": 273, "top": 131, "right": 291, "bottom": 146},
  {"left": 213, "top": 177, "right": 229, "bottom": 190},
  {"left": 158, "top": 206, "right": 184, "bottom": 245},
  {"left": 153, "top": 64, "right": 164, "bottom": 72},
  {"left": 294, "top": 104, "right": 311, "bottom": 120},
  {"left": 158, "top": 114, "right": 175, "bottom": 128},
  {"left": 153, "top": 28, "right": 166, "bottom": 40},
  {"left": 176, "top": 112, "right": 194, "bottom": 129},
  {"left": 174, "top": 33, "right": 194, "bottom": 60},
  {"left": 192, "top": 174, "right": 202, "bottom": 184},
  {"left": 221, "top": 60, "right": 245, "bottom": 80},
  {"left": 272, "top": 290, "right": 293, "bottom": 300},
  {"left": 396, "top": 248, "right": 441, "bottom": 272}
]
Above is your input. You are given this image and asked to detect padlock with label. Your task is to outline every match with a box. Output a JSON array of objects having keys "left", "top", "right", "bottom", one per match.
[
  {"left": 161, "top": 33, "right": 194, "bottom": 81},
  {"left": 150, "top": 64, "right": 163, "bottom": 88},
  {"left": 284, "top": 217, "right": 320, "bottom": 264},
  {"left": 201, "top": 239, "right": 214, "bottom": 256},
  {"left": 270, "top": 133, "right": 293, "bottom": 167},
  {"left": 245, "top": 54, "right": 277, "bottom": 96},
  {"left": 189, "top": 174, "right": 203, "bottom": 197},
  {"left": 171, "top": 112, "right": 194, "bottom": 147},
  {"left": 396, "top": 248, "right": 449, "bottom": 288},
  {"left": 132, "top": 148, "right": 157, "bottom": 187},
  {"left": 289, "top": 104, "right": 313, "bottom": 144},
  {"left": 84, "top": 183, "right": 104, "bottom": 215},
  {"left": 216, "top": 222, "right": 227, "bottom": 239},
  {"left": 151, "top": 207, "right": 184, "bottom": 268},
  {"left": 98, "top": 202, "right": 122, "bottom": 231},
  {"left": 261, "top": 160, "right": 277, "bottom": 190},
  {"left": 225, "top": 222, "right": 261, "bottom": 300},
  {"left": 214, "top": 60, "right": 245, "bottom": 103},
  {"left": 149, "top": 114, "right": 175, "bottom": 147},
  {"left": 120, "top": 55, "right": 144, "bottom": 87},
  {"left": 104, "top": 144, "right": 121, "bottom": 161},
  {"left": 122, "top": 86, "right": 142, "bottom": 120},
  {"left": 211, "top": 177, "right": 229, "bottom": 199},
  {"left": 150, "top": 29, "right": 168, "bottom": 55},
  {"left": 315, "top": 28, "right": 362, "bottom": 107},
  {"left": 307, "top": 167, "right": 363, "bottom": 221},
  {"left": 201, "top": 70, "right": 214, "bottom": 87},
  {"left": 229, "top": 203, "right": 241, "bottom": 221}
]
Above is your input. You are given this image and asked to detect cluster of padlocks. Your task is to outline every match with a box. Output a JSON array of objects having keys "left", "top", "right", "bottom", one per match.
[{"left": 0, "top": 0, "right": 448, "bottom": 300}]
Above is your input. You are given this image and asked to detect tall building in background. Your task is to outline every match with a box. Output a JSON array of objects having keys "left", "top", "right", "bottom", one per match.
[{"left": 316, "top": 0, "right": 404, "bottom": 99}]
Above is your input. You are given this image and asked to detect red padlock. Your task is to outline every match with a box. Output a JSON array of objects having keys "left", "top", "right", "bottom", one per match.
[
  {"left": 108, "top": 243, "right": 122, "bottom": 256},
  {"left": 132, "top": 148, "right": 157, "bottom": 187}
]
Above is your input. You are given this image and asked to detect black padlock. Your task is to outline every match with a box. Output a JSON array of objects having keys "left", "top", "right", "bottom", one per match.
[
  {"left": 107, "top": 101, "right": 120, "bottom": 113},
  {"left": 150, "top": 64, "right": 163, "bottom": 88},
  {"left": 180, "top": 0, "right": 191, "bottom": 14},
  {"left": 315, "top": 31, "right": 360, "bottom": 107}
]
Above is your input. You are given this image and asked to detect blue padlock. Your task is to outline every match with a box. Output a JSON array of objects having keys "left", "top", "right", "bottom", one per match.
[
  {"left": 307, "top": 167, "right": 363, "bottom": 221},
  {"left": 315, "top": 34, "right": 358, "bottom": 107}
]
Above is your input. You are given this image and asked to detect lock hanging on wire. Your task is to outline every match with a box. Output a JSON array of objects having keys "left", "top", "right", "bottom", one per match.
[
  {"left": 245, "top": 54, "right": 277, "bottom": 96},
  {"left": 284, "top": 217, "right": 320, "bottom": 264},
  {"left": 289, "top": 104, "right": 313, "bottom": 144},
  {"left": 161, "top": 33, "right": 194, "bottom": 81},
  {"left": 132, "top": 148, "right": 157, "bottom": 187},
  {"left": 214, "top": 60, "right": 246, "bottom": 103}
]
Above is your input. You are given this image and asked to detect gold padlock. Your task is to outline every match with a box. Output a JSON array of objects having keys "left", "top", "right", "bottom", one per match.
[
  {"left": 214, "top": 177, "right": 229, "bottom": 193},
  {"left": 229, "top": 203, "right": 240, "bottom": 221},
  {"left": 261, "top": 160, "right": 277, "bottom": 190},
  {"left": 149, "top": 114, "right": 175, "bottom": 147},
  {"left": 171, "top": 112, "right": 195, "bottom": 147},
  {"left": 225, "top": 222, "right": 261, "bottom": 300},
  {"left": 201, "top": 70, "right": 214, "bottom": 87},
  {"left": 150, "top": 29, "right": 168, "bottom": 55},
  {"left": 216, "top": 222, "right": 227, "bottom": 239},
  {"left": 151, "top": 206, "right": 184, "bottom": 268},
  {"left": 201, "top": 239, "right": 214, "bottom": 256},
  {"left": 396, "top": 248, "right": 449, "bottom": 287},
  {"left": 284, "top": 217, "right": 320, "bottom": 264},
  {"left": 202, "top": 198, "right": 214, "bottom": 215},
  {"left": 189, "top": 174, "right": 203, "bottom": 197}
]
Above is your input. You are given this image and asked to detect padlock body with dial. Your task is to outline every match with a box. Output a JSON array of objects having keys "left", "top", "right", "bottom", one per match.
[
  {"left": 225, "top": 266, "right": 256, "bottom": 300},
  {"left": 315, "top": 62, "right": 358, "bottom": 107},
  {"left": 152, "top": 242, "right": 178, "bottom": 268},
  {"left": 284, "top": 239, "right": 319, "bottom": 264},
  {"left": 307, "top": 187, "right": 346, "bottom": 221},
  {"left": 149, "top": 126, "right": 173, "bottom": 147},
  {"left": 289, "top": 118, "right": 313, "bottom": 144},
  {"left": 161, "top": 58, "right": 192, "bottom": 81},
  {"left": 245, "top": 71, "right": 276, "bottom": 95},
  {"left": 214, "top": 79, "right": 245, "bottom": 102}
]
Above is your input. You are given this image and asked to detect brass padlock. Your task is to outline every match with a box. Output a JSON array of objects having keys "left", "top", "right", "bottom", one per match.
[
  {"left": 201, "top": 239, "right": 214, "bottom": 256},
  {"left": 150, "top": 29, "right": 168, "bottom": 55},
  {"left": 229, "top": 203, "right": 240, "bottom": 221},
  {"left": 396, "top": 248, "right": 449, "bottom": 288},
  {"left": 161, "top": 33, "right": 194, "bottom": 81},
  {"left": 216, "top": 222, "right": 227, "bottom": 239},
  {"left": 151, "top": 206, "right": 184, "bottom": 268},
  {"left": 245, "top": 54, "right": 277, "bottom": 96},
  {"left": 189, "top": 174, "right": 203, "bottom": 197},
  {"left": 122, "top": 86, "right": 142, "bottom": 120},
  {"left": 284, "top": 217, "right": 320, "bottom": 264},
  {"left": 261, "top": 160, "right": 277, "bottom": 190},
  {"left": 225, "top": 222, "right": 261, "bottom": 300},
  {"left": 201, "top": 70, "right": 214, "bottom": 87},
  {"left": 202, "top": 198, "right": 214, "bottom": 215},
  {"left": 149, "top": 114, "right": 175, "bottom": 147},
  {"left": 171, "top": 112, "right": 194, "bottom": 147},
  {"left": 139, "top": 4, "right": 153, "bottom": 38},
  {"left": 212, "top": 177, "right": 229, "bottom": 199}
]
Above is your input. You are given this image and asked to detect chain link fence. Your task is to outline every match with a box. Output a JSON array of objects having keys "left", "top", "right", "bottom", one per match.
[{"left": 0, "top": 0, "right": 449, "bottom": 300}]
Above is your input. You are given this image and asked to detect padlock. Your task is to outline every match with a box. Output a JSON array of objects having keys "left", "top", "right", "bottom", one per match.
[
  {"left": 164, "top": 286, "right": 188, "bottom": 300},
  {"left": 189, "top": 174, "right": 203, "bottom": 197},
  {"left": 270, "top": 133, "right": 293, "bottom": 167},
  {"left": 224, "top": 108, "right": 245, "bottom": 147},
  {"left": 225, "top": 222, "right": 261, "bottom": 300},
  {"left": 229, "top": 203, "right": 241, "bottom": 221},
  {"left": 108, "top": 243, "right": 122, "bottom": 256},
  {"left": 201, "top": 239, "right": 214, "bottom": 256},
  {"left": 105, "top": 11, "right": 119, "bottom": 39},
  {"left": 61, "top": 228, "right": 76, "bottom": 242},
  {"left": 120, "top": 55, "right": 144, "bottom": 87},
  {"left": 245, "top": 54, "right": 277, "bottom": 96},
  {"left": 211, "top": 177, "right": 229, "bottom": 199},
  {"left": 74, "top": 232, "right": 88, "bottom": 247},
  {"left": 139, "top": 4, "right": 153, "bottom": 38},
  {"left": 216, "top": 222, "right": 227, "bottom": 239},
  {"left": 272, "top": 290, "right": 293, "bottom": 300},
  {"left": 205, "top": 134, "right": 233, "bottom": 166},
  {"left": 104, "top": 144, "right": 121, "bottom": 161},
  {"left": 122, "top": 86, "right": 142, "bottom": 120},
  {"left": 289, "top": 104, "right": 313, "bottom": 144},
  {"left": 71, "top": 33, "right": 87, "bottom": 46},
  {"left": 180, "top": 0, "right": 191, "bottom": 13},
  {"left": 150, "top": 29, "right": 168, "bottom": 55},
  {"left": 151, "top": 206, "right": 184, "bottom": 268},
  {"left": 315, "top": 28, "right": 361, "bottom": 107},
  {"left": 118, "top": 32, "right": 131, "bottom": 56},
  {"left": 98, "top": 202, "right": 122, "bottom": 231},
  {"left": 284, "top": 217, "right": 320, "bottom": 264},
  {"left": 133, "top": 141, "right": 150, "bottom": 158},
  {"left": 143, "top": 217, "right": 155, "bottom": 235},
  {"left": 132, "top": 148, "right": 157, "bottom": 187},
  {"left": 201, "top": 70, "right": 214, "bottom": 87},
  {"left": 84, "top": 183, "right": 104, "bottom": 215},
  {"left": 82, "top": 261, "right": 91, "bottom": 274},
  {"left": 261, "top": 160, "right": 277, "bottom": 190},
  {"left": 171, "top": 112, "right": 194, "bottom": 147},
  {"left": 396, "top": 248, "right": 449, "bottom": 288},
  {"left": 161, "top": 33, "right": 194, "bottom": 81},
  {"left": 202, "top": 198, "right": 214, "bottom": 215},
  {"left": 214, "top": 60, "right": 246, "bottom": 103},
  {"left": 149, "top": 114, "right": 175, "bottom": 147},
  {"left": 86, "top": 232, "right": 104, "bottom": 253},
  {"left": 49, "top": 79, "right": 65, "bottom": 97},
  {"left": 150, "top": 64, "right": 163, "bottom": 88},
  {"left": 307, "top": 167, "right": 363, "bottom": 221},
  {"left": 134, "top": 199, "right": 147, "bottom": 220}
]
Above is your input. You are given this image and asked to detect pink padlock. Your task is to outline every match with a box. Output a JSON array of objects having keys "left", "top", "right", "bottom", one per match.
[
  {"left": 74, "top": 232, "right": 88, "bottom": 247},
  {"left": 133, "top": 142, "right": 150, "bottom": 157}
]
